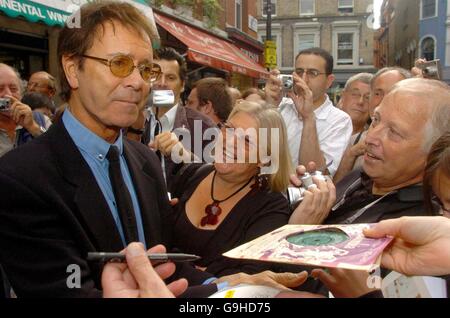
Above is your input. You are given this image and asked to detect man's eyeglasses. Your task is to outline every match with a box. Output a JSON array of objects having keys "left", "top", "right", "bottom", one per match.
[
  {"left": 295, "top": 68, "right": 327, "bottom": 79},
  {"left": 81, "top": 54, "right": 162, "bottom": 83},
  {"left": 27, "top": 82, "right": 49, "bottom": 90}
]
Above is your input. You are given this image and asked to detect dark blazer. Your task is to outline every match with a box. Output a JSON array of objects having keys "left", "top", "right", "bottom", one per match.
[
  {"left": 324, "top": 169, "right": 430, "bottom": 224},
  {"left": 0, "top": 119, "right": 209, "bottom": 297}
]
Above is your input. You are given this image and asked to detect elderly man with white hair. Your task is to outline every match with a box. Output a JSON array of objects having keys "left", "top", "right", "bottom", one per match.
[
  {"left": 0, "top": 63, "right": 48, "bottom": 157},
  {"left": 290, "top": 78, "right": 450, "bottom": 225}
]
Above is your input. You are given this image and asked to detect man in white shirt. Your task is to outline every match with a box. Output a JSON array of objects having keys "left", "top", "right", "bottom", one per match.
[{"left": 265, "top": 48, "right": 352, "bottom": 176}]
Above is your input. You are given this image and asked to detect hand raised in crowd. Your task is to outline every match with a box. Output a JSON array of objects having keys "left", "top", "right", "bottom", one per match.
[
  {"left": 289, "top": 164, "right": 336, "bottom": 225},
  {"left": 215, "top": 270, "right": 309, "bottom": 291},
  {"left": 149, "top": 132, "right": 179, "bottom": 157},
  {"left": 411, "top": 58, "right": 427, "bottom": 78},
  {"left": 264, "top": 69, "right": 283, "bottom": 107},
  {"left": 5, "top": 95, "right": 41, "bottom": 137},
  {"left": 102, "top": 242, "right": 188, "bottom": 298},
  {"left": 287, "top": 73, "right": 315, "bottom": 120},
  {"left": 364, "top": 216, "right": 450, "bottom": 277},
  {"left": 311, "top": 268, "right": 379, "bottom": 298},
  {"left": 349, "top": 138, "right": 367, "bottom": 158}
]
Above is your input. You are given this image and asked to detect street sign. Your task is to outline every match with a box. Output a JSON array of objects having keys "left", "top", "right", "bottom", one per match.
[{"left": 264, "top": 40, "right": 277, "bottom": 69}]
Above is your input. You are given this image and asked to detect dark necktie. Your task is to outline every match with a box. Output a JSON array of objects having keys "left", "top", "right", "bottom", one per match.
[
  {"left": 142, "top": 118, "right": 151, "bottom": 145},
  {"left": 142, "top": 116, "right": 162, "bottom": 145},
  {"left": 106, "top": 146, "right": 139, "bottom": 244},
  {"left": 153, "top": 118, "right": 162, "bottom": 161}
]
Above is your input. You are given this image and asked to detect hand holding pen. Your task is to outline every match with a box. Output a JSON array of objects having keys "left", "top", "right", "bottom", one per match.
[{"left": 101, "top": 243, "right": 189, "bottom": 298}]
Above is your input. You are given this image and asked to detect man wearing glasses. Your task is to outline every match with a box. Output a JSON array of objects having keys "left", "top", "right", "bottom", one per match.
[
  {"left": 27, "top": 71, "right": 57, "bottom": 99},
  {"left": 333, "top": 73, "right": 373, "bottom": 183},
  {"left": 265, "top": 48, "right": 352, "bottom": 176},
  {"left": 0, "top": 2, "right": 207, "bottom": 297},
  {"left": 0, "top": 64, "right": 48, "bottom": 158}
]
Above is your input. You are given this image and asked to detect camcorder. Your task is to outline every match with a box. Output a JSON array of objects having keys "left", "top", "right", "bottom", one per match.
[
  {"left": 147, "top": 90, "right": 175, "bottom": 108},
  {"left": 418, "top": 59, "right": 442, "bottom": 80},
  {"left": 0, "top": 98, "right": 11, "bottom": 112},
  {"left": 286, "top": 171, "right": 327, "bottom": 212}
]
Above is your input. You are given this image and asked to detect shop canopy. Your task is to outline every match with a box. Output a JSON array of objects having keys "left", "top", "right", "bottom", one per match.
[
  {"left": 154, "top": 13, "right": 269, "bottom": 80},
  {"left": 0, "top": 0, "right": 152, "bottom": 27}
]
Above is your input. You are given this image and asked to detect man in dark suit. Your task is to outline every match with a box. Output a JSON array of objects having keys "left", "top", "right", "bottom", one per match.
[
  {"left": 127, "top": 48, "right": 216, "bottom": 188},
  {"left": 0, "top": 1, "right": 209, "bottom": 297}
]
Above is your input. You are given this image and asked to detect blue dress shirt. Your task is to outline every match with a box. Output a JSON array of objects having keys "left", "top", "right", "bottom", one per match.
[{"left": 62, "top": 110, "right": 146, "bottom": 248}]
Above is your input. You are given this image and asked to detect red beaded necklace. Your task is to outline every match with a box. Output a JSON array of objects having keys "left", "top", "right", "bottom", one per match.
[{"left": 201, "top": 171, "right": 254, "bottom": 227}]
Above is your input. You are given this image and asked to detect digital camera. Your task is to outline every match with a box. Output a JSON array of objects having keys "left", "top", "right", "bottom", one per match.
[
  {"left": 418, "top": 59, "right": 442, "bottom": 80},
  {"left": 278, "top": 75, "right": 294, "bottom": 91},
  {"left": 286, "top": 171, "right": 327, "bottom": 212},
  {"left": 0, "top": 98, "right": 11, "bottom": 111},
  {"left": 147, "top": 90, "right": 175, "bottom": 108}
]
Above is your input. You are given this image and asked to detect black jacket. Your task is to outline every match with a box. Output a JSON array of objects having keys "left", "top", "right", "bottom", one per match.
[
  {"left": 325, "top": 169, "right": 430, "bottom": 224},
  {"left": 0, "top": 119, "right": 211, "bottom": 297},
  {"left": 146, "top": 106, "right": 217, "bottom": 188}
]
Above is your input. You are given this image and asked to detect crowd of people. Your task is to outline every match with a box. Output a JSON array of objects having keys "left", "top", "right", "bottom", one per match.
[{"left": 0, "top": 1, "right": 449, "bottom": 299}]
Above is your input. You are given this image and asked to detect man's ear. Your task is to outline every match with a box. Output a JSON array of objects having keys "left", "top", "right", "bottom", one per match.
[
  {"left": 326, "top": 74, "right": 335, "bottom": 90},
  {"left": 49, "top": 88, "right": 56, "bottom": 98},
  {"left": 62, "top": 55, "right": 80, "bottom": 90},
  {"left": 180, "top": 81, "right": 185, "bottom": 94},
  {"left": 203, "top": 101, "right": 213, "bottom": 115}
]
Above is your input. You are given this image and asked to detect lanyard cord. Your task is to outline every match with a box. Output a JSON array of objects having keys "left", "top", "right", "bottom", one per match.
[{"left": 341, "top": 191, "right": 396, "bottom": 224}]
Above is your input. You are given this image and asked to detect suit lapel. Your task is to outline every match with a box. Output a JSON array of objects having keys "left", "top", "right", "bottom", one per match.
[
  {"left": 123, "top": 141, "right": 163, "bottom": 247},
  {"left": 49, "top": 120, "right": 124, "bottom": 252},
  {"left": 173, "top": 104, "right": 189, "bottom": 131}
]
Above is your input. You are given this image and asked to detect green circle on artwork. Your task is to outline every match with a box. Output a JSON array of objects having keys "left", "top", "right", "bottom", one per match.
[{"left": 286, "top": 228, "right": 350, "bottom": 247}]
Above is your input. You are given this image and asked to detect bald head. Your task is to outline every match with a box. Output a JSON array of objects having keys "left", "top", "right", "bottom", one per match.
[
  {"left": 364, "top": 78, "right": 449, "bottom": 192},
  {"left": 0, "top": 63, "right": 22, "bottom": 99},
  {"left": 388, "top": 78, "right": 450, "bottom": 152},
  {"left": 369, "top": 68, "right": 412, "bottom": 116}
]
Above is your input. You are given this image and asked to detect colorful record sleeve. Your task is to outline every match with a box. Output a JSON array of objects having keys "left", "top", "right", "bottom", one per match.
[{"left": 223, "top": 224, "right": 393, "bottom": 271}]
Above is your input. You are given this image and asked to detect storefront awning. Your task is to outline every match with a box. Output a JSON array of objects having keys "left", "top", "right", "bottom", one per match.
[
  {"left": 154, "top": 13, "right": 269, "bottom": 80},
  {"left": 0, "top": 0, "right": 153, "bottom": 27}
]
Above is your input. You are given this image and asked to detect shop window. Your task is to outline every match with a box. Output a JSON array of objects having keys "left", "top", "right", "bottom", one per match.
[
  {"left": 235, "top": 0, "right": 242, "bottom": 30},
  {"left": 338, "top": 0, "right": 353, "bottom": 14},
  {"left": 300, "top": 0, "right": 315, "bottom": 16},
  {"left": 298, "top": 34, "right": 315, "bottom": 52},
  {"left": 337, "top": 33, "right": 354, "bottom": 65},
  {"left": 421, "top": 0, "right": 437, "bottom": 19},
  {"left": 262, "top": 0, "right": 277, "bottom": 17},
  {"left": 421, "top": 37, "right": 436, "bottom": 61}
]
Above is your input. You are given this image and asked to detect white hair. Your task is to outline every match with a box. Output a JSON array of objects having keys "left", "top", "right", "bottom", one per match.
[
  {"left": 0, "top": 63, "right": 23, "bottom": 96},
  {"left": 344, "top": 73, "right": 374, "bottom": 90},
  {"left": 390, "top": 78, "right": 450, "bottom": 152}
]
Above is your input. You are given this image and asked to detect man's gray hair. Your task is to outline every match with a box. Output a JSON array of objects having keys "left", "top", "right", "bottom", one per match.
[
  {"left": 424, "top": 97, "right": 450, "bottom": 152},
  {"left": 390, "top": 78, "right": 450, "bottom": 152},
  {"left": 371, "top": 67, "right": 412, "bottom": 88},
  {"left": 0, "top": 63, "right": 23, "bottom": 96},
  {"left": 344, "top": 73, "right": 374, "bottom": 90}
]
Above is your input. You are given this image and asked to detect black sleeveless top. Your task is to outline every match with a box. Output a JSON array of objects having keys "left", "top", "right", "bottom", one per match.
[{"left": 170, "top": 164, "right": 291, "bottom": 277}]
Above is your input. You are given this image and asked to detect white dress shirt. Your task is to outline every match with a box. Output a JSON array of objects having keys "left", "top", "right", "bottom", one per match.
[
  {"left": 145, "top": 104, "right": 179, "bottom": 141},
  {"left": 144, "top": 104, "right": 179, "bottom": 183},
  {"left": 279, "top": 95, "right": 353, "bottom": 176}
]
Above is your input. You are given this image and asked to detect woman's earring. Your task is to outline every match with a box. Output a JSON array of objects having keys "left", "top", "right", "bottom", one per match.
[{"left": 252, "top": 168, "right": 269, "bottom": 191}]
